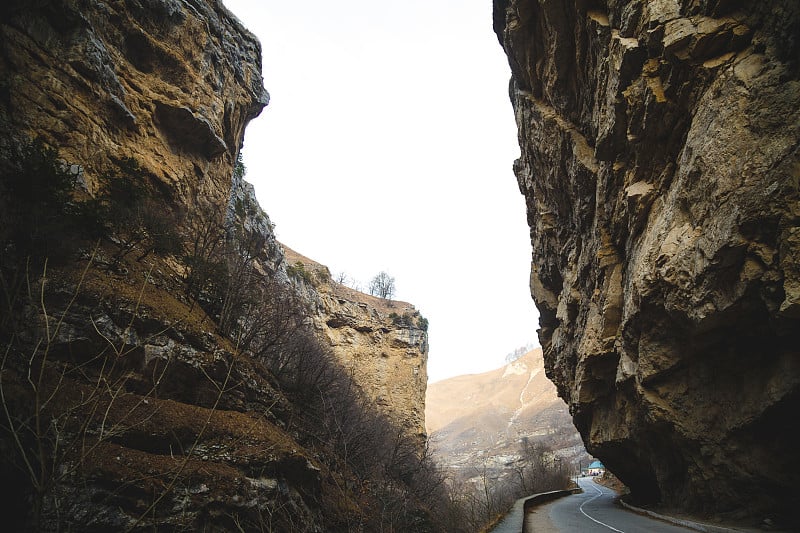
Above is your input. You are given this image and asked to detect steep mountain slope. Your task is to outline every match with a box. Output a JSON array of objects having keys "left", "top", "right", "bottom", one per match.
[
  {"left": 427, "top": 349, "right": 589, "bottom": 475},
  {"left": 494, "top": 0, "right": 799, "bottom": 524},
  {"left": 0, "top": 1, "right": 436, "bottom": 530},
  {"left": 283, "top": 245, "right": 429, "bottom": 441}
]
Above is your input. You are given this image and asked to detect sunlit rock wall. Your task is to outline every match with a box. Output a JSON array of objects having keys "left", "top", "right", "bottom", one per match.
[
  {"left": 0, "top": 1, "right": 320, "bottom": 529},
  {"left": 0, "top": 0, "right": 428, "bottom": 447},
  {"left": 282, "top": 246, "right": 429, "bottom": 441}
]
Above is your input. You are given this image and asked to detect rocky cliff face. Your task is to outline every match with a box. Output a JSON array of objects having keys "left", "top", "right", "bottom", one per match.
[
  {"left": 0, "top": 2, "right": 314, "bottom": 530},
  {"left": 494, "top": 0, "right": 799, "bottom": 523},
  {"left": 282, "top": 246, "right": 429, "bottom": 441},
  {"left": 0, "top": 1, "right": 433, "bottom": 530}
]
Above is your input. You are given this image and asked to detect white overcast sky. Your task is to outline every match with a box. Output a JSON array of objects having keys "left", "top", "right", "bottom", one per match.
[{"left": 222, "top": 0, "right": 540, "bottom": 383}]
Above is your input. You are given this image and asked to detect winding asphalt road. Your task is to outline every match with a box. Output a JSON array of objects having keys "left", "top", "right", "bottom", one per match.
[{"left": 527, "top": 477, "right": 696, "bottom": 533}]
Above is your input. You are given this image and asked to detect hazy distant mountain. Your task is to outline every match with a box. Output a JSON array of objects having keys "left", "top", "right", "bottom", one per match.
[{"left": 426, "top": 348, "right": 590, "bottom": 475}]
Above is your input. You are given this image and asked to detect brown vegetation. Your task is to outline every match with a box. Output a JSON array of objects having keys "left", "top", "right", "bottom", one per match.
[{"left": 0, "top": 139, "right": 455, "bottom": 531}]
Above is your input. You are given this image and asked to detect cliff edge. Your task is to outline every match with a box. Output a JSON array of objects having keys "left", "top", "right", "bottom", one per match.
[
  {"left": 495, "top": 0, "right": 799, "bottom": 523},
  {"left": 282, "top": 245, "right": 429, "bottom": 441}
]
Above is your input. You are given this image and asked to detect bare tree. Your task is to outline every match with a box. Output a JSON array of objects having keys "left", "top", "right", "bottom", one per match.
[
  {"left": 368, "top": 271, "right": 395, "bottom": 299},
  {"left": 183, "top": 202, "right": 227, "bottom": 302}
]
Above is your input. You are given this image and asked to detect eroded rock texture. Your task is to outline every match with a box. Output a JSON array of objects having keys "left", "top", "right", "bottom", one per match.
[
  {"left": 0, "top": 1, "right": 310, "bottom": 529},
  {"left": 282, "top": 246, "right": 429, "bottom": 442},
  {"left": 494, "top": 0, "right": 800, "bottom": 522},
  {"left": 0, "top": 0, "right": 267, "bottom": 212},
  {"left": 0, "top": 1, "right": 432, "bottom": 530}
]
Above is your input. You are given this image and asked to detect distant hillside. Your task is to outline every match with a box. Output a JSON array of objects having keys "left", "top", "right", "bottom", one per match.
[{"left": 426, "top": 348, "right": 590, "bottom": 475}]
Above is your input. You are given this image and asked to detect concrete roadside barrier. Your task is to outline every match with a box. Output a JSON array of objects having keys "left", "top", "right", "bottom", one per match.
[
  {"left": 520, "top": 487, "right": 582, "bottom": 532},
  {"left": 489, "top": 488, "right": 580, "bottom": 533},
  {"left": 523, "top": 488, "right": 581, "bottom": 513}
]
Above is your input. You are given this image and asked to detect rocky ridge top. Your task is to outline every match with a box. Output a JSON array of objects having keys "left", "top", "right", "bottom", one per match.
[
  {"left": 1, "top": 0, "right": 266, "bottom": 213},
  {"left": 281, "top": 245, "right": 429, "bottom": 440}
]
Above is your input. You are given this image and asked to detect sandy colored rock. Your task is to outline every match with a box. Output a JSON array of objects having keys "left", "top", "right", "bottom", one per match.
[
  {"left": 0, "top": 1, "right": 431, "bottom": 529},
  {"left": 282, "top": 245, "right": 429, "bottom": 441},
  {"left": 494, "top": 0, "right": 799, "bottom": 523},
  {"left": 0, "top": 0, "right": 267, "bottom": 212}
]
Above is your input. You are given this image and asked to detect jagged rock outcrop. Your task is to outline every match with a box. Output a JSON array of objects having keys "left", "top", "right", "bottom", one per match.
[
  {"left": 282, "top": 246, "right": 429, "bottom": 441},
  {"left": 0, "top": 0, "right": 267, "bottom": 212},
  {"left": 0, "top": 1, "right": 316, "bottom": 530},
  {"left": 494, "top": 0, "right": 799, "bottom": 524}
]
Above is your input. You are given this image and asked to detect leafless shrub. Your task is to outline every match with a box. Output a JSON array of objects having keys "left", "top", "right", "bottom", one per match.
[
  {"left": 514, "top": 436, "right": 572, "bottom": 494},
  {"left": 1, "top": 138, "right": 464, "bottom": 530},
  {"left": 0, "top": 257, "right": 240, "bottom": 531},
  {"left": 182, "top": 203, "right": 227, "bottom": 303}
]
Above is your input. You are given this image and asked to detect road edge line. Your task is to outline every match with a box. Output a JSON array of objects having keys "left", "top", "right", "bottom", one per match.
[{"left": 618, "top": 499, "right": 747, "bottom": 533}]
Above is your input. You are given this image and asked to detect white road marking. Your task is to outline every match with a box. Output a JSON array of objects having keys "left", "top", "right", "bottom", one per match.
[{"left": 578, "top": 481, "right": 626, "bottom": 533}]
